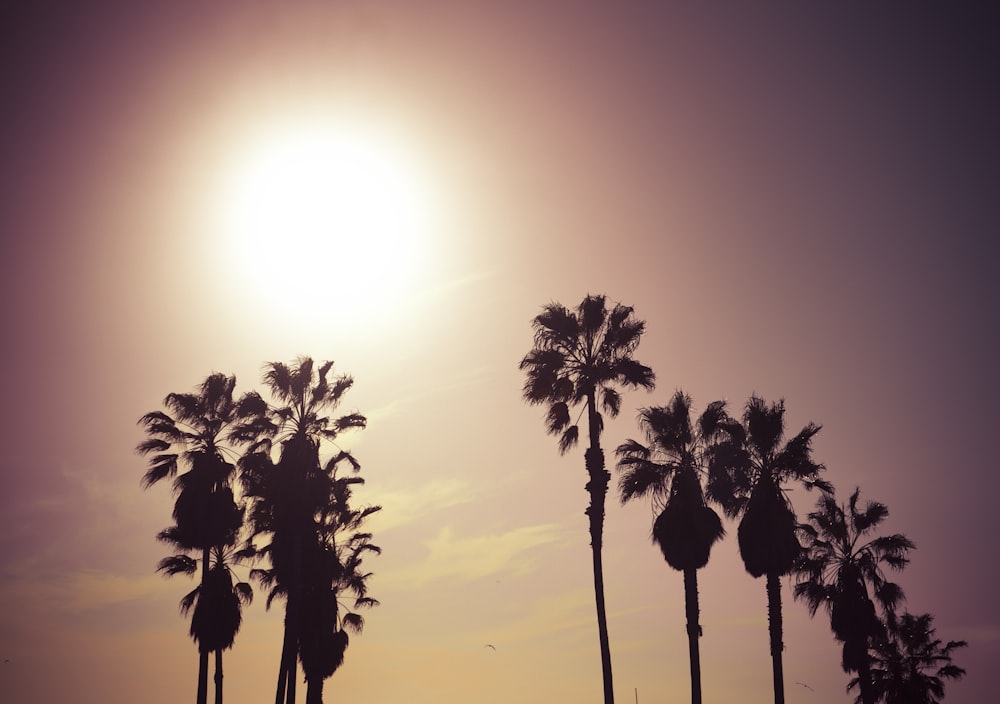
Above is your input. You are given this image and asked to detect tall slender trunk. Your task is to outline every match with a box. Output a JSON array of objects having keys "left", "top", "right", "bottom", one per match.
[
  {"left": 198, "top": 547, "right": 210, "bottom": 704},
  {"left": 683, "top": 568, "right": 702, "bottom": 704},
  {"left": 214, "top": 649, "right": 223, "bottom": 704},
  {"left": 274, "top": 554, "right": 302, "bottom": 704},
  {"left": 274, "top": 637, "right": 289, "bottom": 704},
  {"left": 766, "top": 572, "right": 785, "bottom": 704},
  {"left": 585, "top": 392, "right": 614, "bottom": 704},
  {"left": 305, "top": 676, "right": 323, "bottom": 704},
  {"left": 277, "top": 568, "right": 301, "bottom": 704},
  {"left": 285, "top": 655, "right": 297, "bottom": 704}
]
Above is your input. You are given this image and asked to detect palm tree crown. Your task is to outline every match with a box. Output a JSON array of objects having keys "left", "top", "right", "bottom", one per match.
[
  {"left": 794, "top": 488, "right": 914, "bottom": 703},
  {"left": 855, "top": 611, "right": 966, "bottom": 704},
  {"left": 158, "top": 542, "right": 254, "bottom": 655},
  {"left": 520, "top": 294, "right": 655, "bottom": 452},
  {"left": 617, "top": 392, "right": 730, "bottom": 570},
  {"left": 616, "top": 391, "right": 730, "bottom": 704},
  {"left": 707, "top": 395, "right": 831, "bottom": 575},
  {"left": 706, "top": 395, "right": 830, "bottom": 704}
]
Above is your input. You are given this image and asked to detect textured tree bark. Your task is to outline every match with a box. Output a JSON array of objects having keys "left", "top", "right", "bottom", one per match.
[
  {"left": 766, "top": 572, "right": 785, "bottom": 704},
  {"left": 684, "top": 569, "right": 702, "bottom": 704}
]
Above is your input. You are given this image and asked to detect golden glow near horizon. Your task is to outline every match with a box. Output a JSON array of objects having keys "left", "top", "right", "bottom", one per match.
[{"left": 216, "top": 119, "right": 435, "bottom": 327}]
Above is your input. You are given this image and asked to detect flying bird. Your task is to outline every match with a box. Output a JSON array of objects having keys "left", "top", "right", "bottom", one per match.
[{"left": 484, "top": 644, "right": 496, "bottom": 651}]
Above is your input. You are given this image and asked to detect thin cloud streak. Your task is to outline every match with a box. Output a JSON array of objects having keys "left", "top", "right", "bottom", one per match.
[
  {"left": 382, "top": 523, "right": 567, "bottom": 587},
  {"left": 359, "top": 477, "right": 478, "bottom": 534}
]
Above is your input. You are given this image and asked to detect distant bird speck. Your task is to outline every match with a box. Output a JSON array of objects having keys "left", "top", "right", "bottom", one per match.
[
  {"left": 484, "top": 644, "right": 496, "bottom": 651},
  {"left": 795, "top": 682, "right": 814, "bottom": 691}
]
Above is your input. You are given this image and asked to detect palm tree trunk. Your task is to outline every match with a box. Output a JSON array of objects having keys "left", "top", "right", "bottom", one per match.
[
  {"left": 683, "top": 568, "right": 702, "bottom": 704},
  {"left": 285, "top": 656, "right": 297, "bottom": 704},
  {"left": 283, "top": 530, "right": 304, "bottom": 704},
  {"left": 276, "top": 598, "right": 299, "bottom": 704},
  {"left": 214, "top": 649, "right": 223, "bottom": 704},
  {"left": 766, "top": 571, "right": 785, "bottom": 704},
  {"left": 584, "top": 397, "right": 615, "bottom": 704},
  {"left": 198, "top": 547, "right": 210, "bottom": 704},
  {"left": 305, "top": 676, "right": 323, "bottom": 704},
  {"left": 274, "top": 643, "right": 288, "bottom": 704}
]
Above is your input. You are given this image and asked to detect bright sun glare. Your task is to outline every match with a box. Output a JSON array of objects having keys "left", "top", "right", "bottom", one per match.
[{"left": 217, "top": 121, "right": 434, "bottom": 327}]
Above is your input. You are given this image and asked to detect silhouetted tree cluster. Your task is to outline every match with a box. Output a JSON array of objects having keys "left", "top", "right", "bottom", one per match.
[
  {"left": 137, "top": 296, "right": 966, "bottom": 704},
  {"left": 139, "top": 358, "right": 379, "bottom": 704},
  {"left": 521, "top": 294, "right": 966, "bottom": 704}
]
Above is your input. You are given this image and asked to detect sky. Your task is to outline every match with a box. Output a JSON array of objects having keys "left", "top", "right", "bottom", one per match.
[{"left": 1, "top": 1, "right": 997, "bottom": 702}]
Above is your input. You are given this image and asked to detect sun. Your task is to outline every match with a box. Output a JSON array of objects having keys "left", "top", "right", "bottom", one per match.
[{"left": 215, "top": 120, "right": 435, "bottom": 328}]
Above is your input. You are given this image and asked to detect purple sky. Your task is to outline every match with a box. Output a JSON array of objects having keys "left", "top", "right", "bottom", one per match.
[{"left": 1, "top": 2, "right": 997, "bottom": 702}]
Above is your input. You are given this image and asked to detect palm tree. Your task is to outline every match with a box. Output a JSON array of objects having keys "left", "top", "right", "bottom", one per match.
[
  {"left": 706, "top": 395, "right": 830, "bottom": 704},
  {"left": 239, "top": 357, "right": 366, "bottom": 704},
  {"left": 854, "top": 611, "right": 966, "bottom": 704},
  {"left": 300, "top": 463, "right": 381, "bottom": 704},
  {"left": 158, "top": 538, "right": 254, "bottom": 704},
  {"left": 520, "top": 294, "right": 655, "bottom": 704},
  {"left": 794, "top": 488, "right": 914, "bottom": 704},
  {"left": 138, "top": 373, "right": 267, "bottom": 704},
  {"left": 616, "top": 392, "right": 730, "bottom": 704}
]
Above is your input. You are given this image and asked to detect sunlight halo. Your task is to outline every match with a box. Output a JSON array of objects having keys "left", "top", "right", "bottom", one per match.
[{"left": 214, "top": 118, "right": 436, "bottom": 329}]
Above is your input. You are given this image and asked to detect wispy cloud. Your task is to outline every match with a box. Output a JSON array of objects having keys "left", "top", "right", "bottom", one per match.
[
  {"left": 383, "top": 523, "right": 566, "bottom": 587},
  {"left": 0, "top": 567, "right": 173, "bottom": 625},
  {"left": 359, "top": 477, "right": 478, "bottom": 534}
]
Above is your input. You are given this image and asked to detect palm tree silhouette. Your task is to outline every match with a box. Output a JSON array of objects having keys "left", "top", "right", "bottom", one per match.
[
  {"left": 138, "top": 373, "right": 267, "bottom": 704},
  {"left": 794, "top": 488, "right": 914, "bottom": 704},
  {"left": 520, "top": 294, "right": 655, "bottom": 704},
  {"left": 854, "top": 611, "right": 966, "bottom": 704},
  {"left": 158, "top": 539, "right": 254, "bottom": 704},
  {"left": 299, "top": 464, "right": 380, "bottom": 704},
  {"left": 239, "top": 357, "right": 366, "bottom": 704},
  {"left": 706, "top": 395, "right": 830, "bottom": 704},
  {"left": 616, "top": 392, "right": 731, "bottom": 704}
]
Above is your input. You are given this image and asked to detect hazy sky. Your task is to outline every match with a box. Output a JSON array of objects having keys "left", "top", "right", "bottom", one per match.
[{"left": 1, "top": 2, "right": 997, "bottom": 703}]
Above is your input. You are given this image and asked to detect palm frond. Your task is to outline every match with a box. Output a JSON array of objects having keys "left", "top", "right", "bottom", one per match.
[
  {"left": 743, "top": 395, "right": 786, "bottom": 458},
  {"left": 577, "top": 294, "right": 608, "bottom": 336},
  {"left": 332, "top": 413, "right": 367, "bottom": 435},
  {"left": 342, "top": 611, "right": 365, "bottom": 633},
  {"left": 136, "top": 438, "right": 171, "bottom": 456},
  {"left": 533, "top": 302, "right": 579, "bottom": 345},
  {"left": 519, "top": 349, "right": 568, "bottom": 403},
  {"left": 558, "top": 425, "right": 579, "bottom": 454},
  {"left": 697, "top": 399, "right": 731, "bottom": 441},
  {"left": 157, "top": 554, "right": 198, "bottom": 576},
  {"left": 600, "top": 387, "right": 622, "bottom": 417},
  {"left": 617, "top": 458, "right": 669, "bottom": 503},
  {"left": 613, "top": 358, "right": 655, "bottom": 390},
  {"left": 141, "top": 455, "right": 179, "bottom": 488},
  {"left": 545, "top": 402, "right": 571, "bottom": 434},
  {"left": 234, "top": 581, "right": 254, "bottom": 605},
  {"left": 179, "top": 586, "right": 200, "bottom": 616},
  {"left": 327, "top": 450, "right": 362, "bottom": 473}
]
